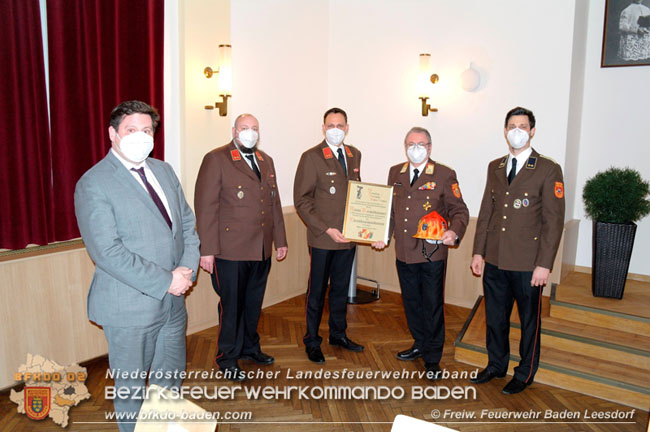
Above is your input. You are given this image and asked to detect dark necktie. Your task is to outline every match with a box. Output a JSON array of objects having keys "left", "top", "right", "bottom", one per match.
[
  {"left": 246, "top": 155, "right": 261, "bottom": 180},
  {"left": 410, "top": 168, "right": 419, "bottom": 187},
  {"left": 337, "top": 148, "right": 347, "bottom": 176},
  {"left": 131, "top": 168, "right": 172, "bottom": 230},
  {"left": 508, "top": 157, "right": 517, "bottom": 185}
]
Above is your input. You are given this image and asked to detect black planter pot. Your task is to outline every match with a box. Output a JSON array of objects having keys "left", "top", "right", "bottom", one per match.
[{"left": 591, "top": 221, "right": 637, "bottom": 299}]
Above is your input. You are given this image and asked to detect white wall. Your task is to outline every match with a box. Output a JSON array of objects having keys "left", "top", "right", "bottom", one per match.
[
  {"left": 326, "top": 0, "right": 574, "bottom": 214},
  {"left": 572, "top": 0, "right": 650, "bottom": 275},
  {"left": 231, "top": 0, "right": 575, "bottom": 215},
  {"left": 226, "top": 0, "right": 649, "bottom": 276},
  {"left": 231, "top": 0, "right": 330, "bottom": 205},
  {"left": 179, "top": 0, "right": 232, "bottom": 208}
]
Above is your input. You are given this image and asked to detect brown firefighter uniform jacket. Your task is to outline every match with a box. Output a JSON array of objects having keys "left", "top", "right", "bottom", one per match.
[
  {"left": 194, "top": 141, "right": 288, "bottom": 261},
  {"left": 472, "top": 149, "right": 565, "bottom": 272},
  {"left": 388, "top": 159, "right": 469, "bottom": 264},
  {"left": 294, "top": 141, "right": 362, "bottom": 250}
]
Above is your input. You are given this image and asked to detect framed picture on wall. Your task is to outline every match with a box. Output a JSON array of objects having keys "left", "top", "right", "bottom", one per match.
[{"left": 601, "top": 0, "right": 650, "bottom": 67}]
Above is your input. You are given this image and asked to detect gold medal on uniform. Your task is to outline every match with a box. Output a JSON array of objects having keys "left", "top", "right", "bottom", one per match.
[
  {"left": 330, "top": 186, "right": 336, "bottom": 194},
  {"left": 237, "top": 190, "right": 244, "bottom": 199},
  {"left": 513, "top": 198, "right": 522, "bottom": 209},
  {"left": 423, "top": 201, "right": 432, "bottom": 211}
]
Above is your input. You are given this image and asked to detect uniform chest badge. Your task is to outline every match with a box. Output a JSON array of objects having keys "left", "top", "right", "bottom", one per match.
[
  {"left": 522, "top": 198, "right": 530, "bottom": 207},
  {"left": 555, "top": 182, "right": 564, "bottom": 199},
  {"left": 353, "top": 167, "right": 360, "bottom": 173},
  {"left": 330, "top": 186, "right": 336, "bottom": 194},
  {"left": 423, "top": 201, "right": 432, "bottom": 211},
  {"left": 237, "top": 191, "right": 244, "bottom": 199},
  {"left": 451, "top": 183, "right": 461, "bottom": 198},
  {"left": 231, "top": 150, "right": 241, "bottom": 161},
  {"left": 323, "top": 147, "right": 333, "bottom": 159},
  {"left": 418, "top": 182, "right": 436, "bottom": 190},
  {"left": 513, "top": 198, "right": 522, "bottom": 209}
]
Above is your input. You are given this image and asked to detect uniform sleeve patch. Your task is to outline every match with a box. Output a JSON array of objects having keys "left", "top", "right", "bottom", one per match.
[
  {"left": 554, "top": 182, "right": 564, "bottom": 199},
  {"left": 452, "top": 183, "right": 461, "bottom": 198}
]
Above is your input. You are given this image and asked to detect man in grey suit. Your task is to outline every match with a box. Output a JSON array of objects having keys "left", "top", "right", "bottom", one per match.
[{"left": 74, "top": 100, "right": 200, "bottom": 431}]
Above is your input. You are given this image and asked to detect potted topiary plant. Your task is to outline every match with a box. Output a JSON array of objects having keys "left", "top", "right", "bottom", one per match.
[{"left": 583, "top": 167, "right": 650, "bottom": 299}]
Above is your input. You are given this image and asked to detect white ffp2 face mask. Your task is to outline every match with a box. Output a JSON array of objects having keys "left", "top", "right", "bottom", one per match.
[
  {"left": 325, "top": 128, "right": 345, "bottom": 146},
  {"left": 238, "top": 129, "right": 259, "bottom": 149},
  {"left": 507, "top": 128, "right": 530, "bottom": 149},
  {"left": 118, "top": 131, "right": 154, "bottom": 163},
  {"left": 407, "top": 144, "right": 428, "bottom": 164}
]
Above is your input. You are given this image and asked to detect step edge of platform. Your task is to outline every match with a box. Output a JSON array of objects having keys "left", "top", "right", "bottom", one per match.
[
  {"left": 550, "top": 284, "right": 650, "bottom": 324},
  {"left": 454, "top": 295, "right": 483, "bottom": 347},
  {"left": 455, "top": 342, "right": 650, "bottom": 396},
  {"left": 510, "top": 322, "right": 650, "bottom": 358}
]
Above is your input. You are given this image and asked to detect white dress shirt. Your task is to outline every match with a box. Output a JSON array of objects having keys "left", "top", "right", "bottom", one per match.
[
  {"left": 326, "top": 141, "right": 347, "bottom": 167},
  {"left": 237, "top": 146, "right": 260, "bottom": 172},
  {"left": 507, "top": 147, "right": 533, "bottom": 178},
  {"left": 409, "top": 163, "right": 425, "bottom": 184},
  {"left": 111, "top": 149, "right": 173, "bottom": 224}
]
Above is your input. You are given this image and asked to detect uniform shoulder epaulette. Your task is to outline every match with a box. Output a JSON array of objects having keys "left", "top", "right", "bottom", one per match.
[
  {"left": 539, "top": 154, "right": 559, "bottom": 165},
  {"left": 434, "top": 161, "right": 453, "bottom": 170}
]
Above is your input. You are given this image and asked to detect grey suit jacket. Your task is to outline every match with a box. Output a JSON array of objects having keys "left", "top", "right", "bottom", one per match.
[{"left": 74, "top": 151, "right": 200, "bottom": 327}]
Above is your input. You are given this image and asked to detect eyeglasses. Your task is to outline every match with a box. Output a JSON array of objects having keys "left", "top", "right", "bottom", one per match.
[{"left": 407, "top": 142, "right": 430, "bottom": 148}]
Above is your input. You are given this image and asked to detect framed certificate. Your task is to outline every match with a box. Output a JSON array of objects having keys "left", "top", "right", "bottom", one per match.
[{"left": 342, "top": 181, "right": 393, "bottom": 244}]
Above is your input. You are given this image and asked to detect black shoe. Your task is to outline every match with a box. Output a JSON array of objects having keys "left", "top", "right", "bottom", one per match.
[
  {"left": 396, "top": 347, "right": 422, "bottom": 361},
  {"left": 425, "top": 363, "right": 442, "bottom": 381},
  {"left": 470, "top": 368, "right": 506, "bottom": 384},
  {"left": 328, "top": 336, "right": 364, "bottom": 352},
  {"left": 241, "top": 351, "right": 274, "bottom": 365},
  {"left": 502, "top": 378, "right": 530, "bottom": 395},
  {"left": 221, "top": 366, "right": 246, "bottom": 382},
  {"left": 306, "top": 346, "right": 325, "bottom": 363}
]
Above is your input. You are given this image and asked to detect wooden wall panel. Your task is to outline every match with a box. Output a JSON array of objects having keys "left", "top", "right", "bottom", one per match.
[
  {"left": 0, "top": 209, "right": 566, "bottom": 389},
  {"left": 357, "top": 217, "right": 566, "bottom": 308}
]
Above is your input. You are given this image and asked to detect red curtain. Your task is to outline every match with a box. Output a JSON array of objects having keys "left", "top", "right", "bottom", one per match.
[
  {"left": 0, "top": 0, "right": 53, "bottom": 249},
  {"left": 47, "top": 0, "right": 165, "bottom": 241}
]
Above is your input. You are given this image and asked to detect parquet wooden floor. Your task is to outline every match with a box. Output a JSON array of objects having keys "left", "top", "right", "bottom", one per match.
[{"left": 1, "top": 291, "right": 648, "bottom": 431}]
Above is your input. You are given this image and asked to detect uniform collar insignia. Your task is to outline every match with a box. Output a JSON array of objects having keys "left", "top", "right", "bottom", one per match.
[
  {"left": 526, "top": 156, "right": 537, "bottom": 169},
  {"left": 400, "top": 162, "right": 408, "bottom": 173},
  {"left": 231, "top": 150, "right": 241, "bottom": 161},
  {"left": 498, "top": 155, "right": 507, "bottom": 168},
  {"left": 255, "top": 151, "right": 264, "bottom": 161},
  {"left": 323, "top": 147, "right": 333, "bottom": 159},
  {"left": 425, "top": 163, "right": 434, "bottom": 175},
  {"left": 345, "top": 146, "right": 353, "bottom": 158}
]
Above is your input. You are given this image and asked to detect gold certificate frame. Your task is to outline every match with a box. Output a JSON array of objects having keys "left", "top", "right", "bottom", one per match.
[{"left": 342, "top": 181, "right": 393, "bottom": 244}]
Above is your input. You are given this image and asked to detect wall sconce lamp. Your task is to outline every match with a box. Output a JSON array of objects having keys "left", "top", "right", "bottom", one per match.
[
  {"left": 204, "top": 44, "right": 232, "bottom": 116},
  {"left": 419, "top": 53, "right": 438, "bottom": 116}
]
